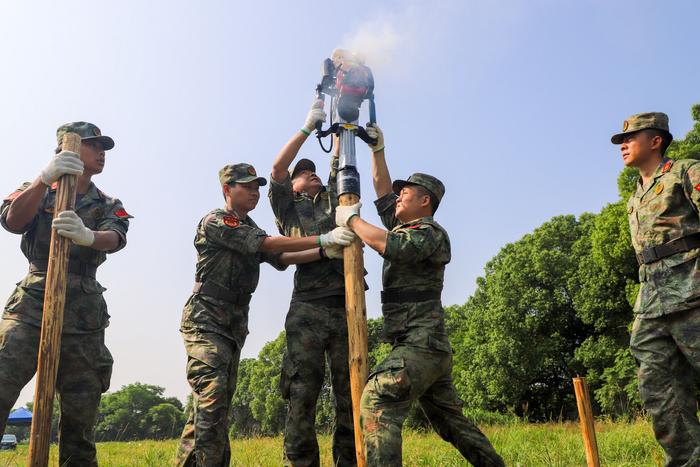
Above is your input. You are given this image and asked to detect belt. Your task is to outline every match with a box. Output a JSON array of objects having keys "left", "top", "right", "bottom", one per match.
[
  {"left": 193, "top": 282, "right": 252, "bottom": 306},
  {"left": 381, "top": 289, "right": 441, "bottom": 304},
  {"left": 296, "top": 294, "right": 346, "bottom": 308},
  {"left": 636, "top": 233, "right": 700, "bottom": 265},
  {"left": 28, "top": 260, "right": 97, "bottom": 279}
]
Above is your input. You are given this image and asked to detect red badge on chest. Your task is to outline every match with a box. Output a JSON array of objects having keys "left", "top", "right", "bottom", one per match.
[
  {"left": 694, "top": 184, "right": 700, "bottom": 192},
  {"left": 223, "top": 215, "right": 240, "bottom": 228},
  {"left": 662, "top": 161, "right": 673, "bottom": 174},
  {"left": 115, "top": 208, "right": 130, "bottom": 218}
]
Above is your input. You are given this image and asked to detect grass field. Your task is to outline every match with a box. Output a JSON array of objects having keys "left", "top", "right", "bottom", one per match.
[{"left": 0, "top": 421, "right": 666, "bottom": 466}]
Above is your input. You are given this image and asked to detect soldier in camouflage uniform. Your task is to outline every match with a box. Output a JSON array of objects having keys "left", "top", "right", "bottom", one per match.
[
  {"left": 268, "top": 100, "right": 356, "bottom": 466},
  {"left": 614, "top": 112, "right": 700, "bottom": 466},
  {"left": 336, "top": 126, "right": 504, "bottom": 467},
  {"left": 175, "top": 163, "right": 354, "bottom": 467},
  {"left": 0, "top": 122, "right": 131, "bottom": 467}
]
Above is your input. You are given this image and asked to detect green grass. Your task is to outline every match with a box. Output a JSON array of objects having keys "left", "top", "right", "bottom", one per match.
[{"left": 0, "top": 421, "right": 666, "bottom": 466}]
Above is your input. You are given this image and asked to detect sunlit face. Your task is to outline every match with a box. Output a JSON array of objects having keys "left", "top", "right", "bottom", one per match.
[
  {"left": 225, "top": 181, "right": 260, "bottom": 214},
  {"left": 620, "top": 131, "right": 663, "bottom": 168},
  {"left": 79, "top": 140, "right": 106, "bottom": 175},
  {"left": 395, "top": 185, "right": 431, "bottom": 223},
  {"left": 292, "top": 170, "right": 322, "bottom": 195}
]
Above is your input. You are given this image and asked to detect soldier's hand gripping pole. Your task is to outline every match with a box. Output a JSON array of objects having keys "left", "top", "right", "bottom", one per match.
[
  {"left": 28, "top": 133, "right": 81, "bottom": 467},
  {"left": 337, "top": 125, "right": 369, "bottom": 467}
]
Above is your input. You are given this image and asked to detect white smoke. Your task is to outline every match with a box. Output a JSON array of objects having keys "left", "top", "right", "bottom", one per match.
[{"left": 340, "top": 19, "right": 405, "bottom": 73}]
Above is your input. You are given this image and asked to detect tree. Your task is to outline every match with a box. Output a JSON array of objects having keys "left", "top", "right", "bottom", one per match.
[
  {"left": 95, "top": 383, "right": 184, "bottom": 441},
  {"left": 448, "top": 216, "right": 594, "bottom": 420},
  {"left": 448, "top": 103, "right": 700, "bottom": 421}
]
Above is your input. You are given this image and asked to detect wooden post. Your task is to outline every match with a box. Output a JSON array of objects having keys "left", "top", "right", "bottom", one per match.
[
  {"left": 573, "top": 377, "right": 601, "bottom": 467},
  {"left": 341, "top": 192, "right": 368, "bottom": 467},
  {"left": 28, "top": 133, "right": 81, "bottom": 466}
]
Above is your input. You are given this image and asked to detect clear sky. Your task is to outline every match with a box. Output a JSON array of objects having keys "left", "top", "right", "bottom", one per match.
[{"left": 1, "top": 0, "right": 698, "bottom": 408}]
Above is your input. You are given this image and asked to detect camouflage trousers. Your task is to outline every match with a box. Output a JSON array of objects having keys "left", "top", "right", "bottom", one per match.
[
  {"left": 631, "top": 308, "right": 700, "bottom": 467},
  {"left": 176, "top": 329, "right": 242, "bottom": 467},
  {"left": 360, "top": 343, "right": 504, "bottom": 467},
  {"left": 280, "top": 299, "right": 356, "bottom": 466},
  {"left": 0, "top": 318, "right": 112, "bottom": 467}
]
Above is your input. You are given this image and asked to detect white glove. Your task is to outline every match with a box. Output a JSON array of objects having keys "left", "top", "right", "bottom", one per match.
[
  {"left": 323, "top": 244, "right": 345, "bottom": 259},
  {"left": 40, "top": 151, "right": 84, "bottom": 186},
  {"left": 52, "top": 211, "right": 95, "bottom": 246},
  {"left": 303, "top": 99, "right": 327, "bottom": 132},
  {"left": 319, "top": 226, "right": 355, "bottom": 247},
  {"left": 335, "top": 203, "right": 361, "bottom": 227},
  {"left": 366, "top": 125, "right": 385, "bottom": 153}
]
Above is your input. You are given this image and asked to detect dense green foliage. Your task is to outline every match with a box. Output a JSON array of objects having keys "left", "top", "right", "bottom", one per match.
[
  {"left": 448, "top": 104, "right": 700, "bottom": 421},
  {"left": 95, "top": 383, "right": 185, "bottom": 441}
]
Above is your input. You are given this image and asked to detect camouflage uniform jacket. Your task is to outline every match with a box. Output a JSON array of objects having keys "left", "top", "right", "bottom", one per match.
[
  {"left": 180, "top": 208, "right": 285, "bottom": 344},
  {"left": 0, "top": 182, "right": 130, "bottom": 334},
  {"left": 628, "top": 158, "right": 700, "bottom": 318},
  {"left": 374, "top": 193, "right": 452, "bottom": 350},
  {"left": 268, "top": 156, "right": 345, "bottom": 301}
]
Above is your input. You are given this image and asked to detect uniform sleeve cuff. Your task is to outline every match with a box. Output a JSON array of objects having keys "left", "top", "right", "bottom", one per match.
[
  {"left": 374, "top": 193, "right": 397, "bottom": 216},
  {"left": 382, "top": 231, "right": 399, "bottom": 259}
]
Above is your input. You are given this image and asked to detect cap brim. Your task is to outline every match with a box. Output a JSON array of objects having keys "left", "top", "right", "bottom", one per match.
[
  {"left": 236, "top": 176, "right": 267, "bottom": 186},
  {"left": 291, "top": 159, "right": 317, "bottom": 179},
  {"left": 392, "top": 179, "right": 411, "bottom": 195},
  {"left": 82, "top": 135, "right": 115, "bottom": 151},
  {"left": 611, "top": 129, "right": 673, "bottom": 145}
]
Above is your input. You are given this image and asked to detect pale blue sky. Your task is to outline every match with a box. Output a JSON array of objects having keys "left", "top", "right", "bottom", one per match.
[{"left": 1, "top": 0, "right": 698, "bottom": 406}]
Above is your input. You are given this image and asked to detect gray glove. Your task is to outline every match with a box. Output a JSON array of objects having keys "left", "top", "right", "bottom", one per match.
[
  {"left": 335, "top": 203, "right": 361, "bottom": 227},
  {"left": 52, "top": 211, "right": 95, "bottom": 246},
  {"left": 40, "top": 151, "right": 84, "bottom": 186},
  {"left": 303, "top": 99, "right": 327, "bottom": 132},
  {"left": 323, "top": 244, "right": 345, "bottom": 259},
  {"left": 319, "top": 226, "right": 355, "bottom": 247},
  {"left": 366, "top": 125, "right": 385, "bottom": 153}
]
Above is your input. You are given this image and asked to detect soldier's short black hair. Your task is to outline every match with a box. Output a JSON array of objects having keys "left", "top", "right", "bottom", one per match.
[
  {"left": 643, "top": 129, "right": 671, "bottom": 156},
  {"left": 412, "top": 185, "right": 439, "bottom": 214}
]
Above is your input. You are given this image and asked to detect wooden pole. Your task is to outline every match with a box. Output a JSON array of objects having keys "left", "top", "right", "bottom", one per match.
[
  {"left": 28, "top": 133, "right": 81, "bottom": 466},
  {"left": 341, "top": 192, "right": 368, "bottom": 467},
  {"left": 573, "top": 377, "right": 601, "bottom": 467}
]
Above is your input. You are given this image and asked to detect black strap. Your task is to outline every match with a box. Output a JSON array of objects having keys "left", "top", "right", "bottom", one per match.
[
  {"left": 28, "top": 260, "right": 97, "bottom": 279},
  {"left": 636, "top": 233, "right": 700, "bottom": 265},
  {"left": 294, "top": 294, "right": 346, "bottom": 308},
  {"left": 193, "top": 282, "right": 252, "bottom": 306},
  {"left": 381, "top": 289, "right": 441, "bottom": 304}
]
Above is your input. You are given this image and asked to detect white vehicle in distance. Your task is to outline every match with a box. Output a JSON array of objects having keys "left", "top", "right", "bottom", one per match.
[{"left": 0, "top": 434, "right": 17, "bottom": 450}]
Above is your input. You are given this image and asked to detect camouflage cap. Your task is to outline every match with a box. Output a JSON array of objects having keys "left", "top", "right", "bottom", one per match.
[
  {"left": 392, "top": 173, "right": 445, "bottom": 207},
  {"left": 611, "top": 112, "right": 673, "bottom": 144},
  {"left": 56, "top": 122, "right": 115, "bottom": 150},
  {"left": 219, "top": 163, "right": 267, "bottom": 186},
  {"left": 290, "top": 158, "right": 316, "bottom": 179}
]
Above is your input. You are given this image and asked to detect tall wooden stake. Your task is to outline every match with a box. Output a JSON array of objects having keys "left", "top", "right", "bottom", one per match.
[
  {"left": 28, "top": 133, "right": 81, "bottom": 466},
  {"left": 341, "top": 192, "right": 368, "bottom": 467},
  {"left": 573, "top": 377, "right": 601, "bottom": 467}
]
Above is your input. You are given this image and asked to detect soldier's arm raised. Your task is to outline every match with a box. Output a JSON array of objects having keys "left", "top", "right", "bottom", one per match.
[
  {"left": 271, "top": 99, "right": 327, "bottom": 183},
  {"left": 367, "top": 126, "right": 392, "bottom": 198},
  {"left": 271, "top": 132, "right": 308, "bottom": 183}
]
